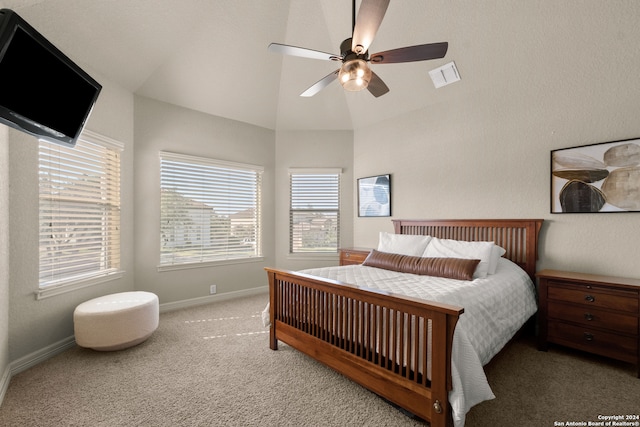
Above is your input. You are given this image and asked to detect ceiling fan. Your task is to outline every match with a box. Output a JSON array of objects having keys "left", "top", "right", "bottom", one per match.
[{"left": 268, "top": 0, "right": 448, "bottom": 98}]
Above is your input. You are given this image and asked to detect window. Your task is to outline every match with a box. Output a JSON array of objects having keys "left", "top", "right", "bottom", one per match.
[
  {"left": 159, "top": 152, "right": 262, "bottom": 268},
  {"left": 289, "top": 169, "right": 341, "bottom": 254},
  {"left": 39, "top": 131, "right": 122, "bottom": 295}
]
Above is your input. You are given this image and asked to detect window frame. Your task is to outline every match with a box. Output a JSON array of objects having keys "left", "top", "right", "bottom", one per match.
[
  {"left": 289, "top": 168, "right": 341, "bottom": 257},
  {"left": 158, "top": 151, "right": 263, "bottom": 271},
  {"left": 37, "top": 130, "right": 123, "bottom": 300}
]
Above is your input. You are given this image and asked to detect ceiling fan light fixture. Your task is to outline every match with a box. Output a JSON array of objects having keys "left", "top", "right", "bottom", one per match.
[
  {"left": 269, "top": 0, "right": 448, "bottom": 98},
  {"left": 339, "top": 59, "right": 371, "bottom": 91}
]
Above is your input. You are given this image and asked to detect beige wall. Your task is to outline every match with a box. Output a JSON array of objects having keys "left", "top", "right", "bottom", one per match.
[
  {"left": 353, "top": 80, "right": 640, "bottom": 278},
  {"left": 133, "top": 96, "right": 276, "bottom": 304},
  {"left": 0, "top": 126, "right": 9, "bottom": 393},
  {"left": 6, "top": 73, "right": 135, "bottom": 362},
  {"left": 350, "top": 0, "right": 640, "bottom": 278},
  {"left": 132, "top": 101, "right": 355, "bottom": 303},
  {"left": 274, "top": 130, "right": 354, "bottom": 271}
]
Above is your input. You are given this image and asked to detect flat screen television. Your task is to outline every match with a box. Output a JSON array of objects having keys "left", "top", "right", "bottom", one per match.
[{"left": 0, "top": 9, "right": 101, "bottom": 147}]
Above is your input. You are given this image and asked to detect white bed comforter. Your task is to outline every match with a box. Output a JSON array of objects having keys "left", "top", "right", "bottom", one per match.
[{"left": 298, "top": 257, "right": 537, "bottom": 427}]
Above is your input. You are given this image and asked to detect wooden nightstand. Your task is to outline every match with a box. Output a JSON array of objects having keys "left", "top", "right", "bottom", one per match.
[
  {"left": 339, "top": 248, "right": 372, "bottom": 266},
  {"left": 536, "top": 269, "right": 640, "bottom": 377}
]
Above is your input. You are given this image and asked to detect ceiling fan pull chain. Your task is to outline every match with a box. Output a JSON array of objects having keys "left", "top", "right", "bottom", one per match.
[{"left": 352, "top": 0, "right": 356, "bottom": 34}]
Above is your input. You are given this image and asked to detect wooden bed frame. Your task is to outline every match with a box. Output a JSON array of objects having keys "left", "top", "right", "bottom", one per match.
[{"left": 265, "top": 219, "right": 543, "bottom": 427}]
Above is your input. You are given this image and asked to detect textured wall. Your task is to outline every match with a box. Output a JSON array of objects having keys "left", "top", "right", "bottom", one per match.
[
  {"left": 133, "top": 96, "right": 276, "bottom": 303},
  {"left": 274, "top": 130, "right": 354, "bottom": 271},
  {"left": 352, "top": 3, "right": 640, "bottom": 277},
  {"left": 6, "top": 74, "right": 135, "bottom": 362},
  {"left": 0, "top": 126, "right": 9, "bottom": 389}
]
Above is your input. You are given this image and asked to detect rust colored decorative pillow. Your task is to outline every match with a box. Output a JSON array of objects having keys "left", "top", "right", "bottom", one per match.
[{"left": 362, "top": 250, "right": 480, "bottom": 281}]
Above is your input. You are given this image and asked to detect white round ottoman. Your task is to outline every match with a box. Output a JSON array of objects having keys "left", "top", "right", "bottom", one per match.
[{"left": 74, "top": 291, "right": 159, "bottom": 351}]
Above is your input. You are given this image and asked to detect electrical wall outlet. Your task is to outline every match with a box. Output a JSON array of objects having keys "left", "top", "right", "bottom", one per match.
[{"left": 209, "top": 285, "right": 217, "bottom": 295}]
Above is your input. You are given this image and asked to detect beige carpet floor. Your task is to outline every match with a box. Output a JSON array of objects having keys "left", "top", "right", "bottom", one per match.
[{"left": 0, "top": 292, "right": 638, "bottom": 426}]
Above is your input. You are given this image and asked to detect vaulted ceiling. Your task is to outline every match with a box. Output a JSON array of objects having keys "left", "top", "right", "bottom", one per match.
[{"left": 5, "top": 1, "right": 640, "bottom": 131}]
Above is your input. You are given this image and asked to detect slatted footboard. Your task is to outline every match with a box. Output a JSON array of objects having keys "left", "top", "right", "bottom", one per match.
[{"left": 265, "top": 268, "right": 463, "bottom": 427}]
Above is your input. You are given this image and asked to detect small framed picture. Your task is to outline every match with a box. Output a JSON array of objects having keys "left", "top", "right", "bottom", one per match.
[{"left": 358, "top": 174, "right": 391, "bottom": 217}]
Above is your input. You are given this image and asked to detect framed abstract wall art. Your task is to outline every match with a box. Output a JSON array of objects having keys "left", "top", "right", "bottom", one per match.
[
  {"left": 358, "top": 174, "right": 391, "bottom": 217},
  {"left": 551, "top": 138, "right": 640, "bottom": 213}
]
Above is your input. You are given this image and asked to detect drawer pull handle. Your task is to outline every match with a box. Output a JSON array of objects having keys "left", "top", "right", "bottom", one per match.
[
  {"left": 584, "top": 313, "right": 594, "bottom": 321},
  {"left": 584, "top": 295, "right": 595, "bottom": 303},
  {"left": 584, "top": 332, "right": 594, "bottom": 341}
]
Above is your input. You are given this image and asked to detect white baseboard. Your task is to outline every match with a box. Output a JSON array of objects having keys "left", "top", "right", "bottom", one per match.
[
  {"left": 159, "top": 286, "right": 268, "bottom": 313},
  {"left": 1, "top": 337, "right": 77, "bottom": 408},
  {"left": 9, "top": 336, "right": 77, "bottom": 378},
  {"left": 0, "top": 364, "right": 11, "bottom": 406}
]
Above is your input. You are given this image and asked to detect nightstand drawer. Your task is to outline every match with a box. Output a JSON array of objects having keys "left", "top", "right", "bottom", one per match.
[
  {"left": 339, "top": 248, "right": 371, "bottom": 266},
  {"left": 548, "top": 283, "right": 638, "bottom": 313},
  {"left": 548, "top": 321, "right": 638, "bottom": 363},
  {"left": 548, "top": 301, "right": 638, "bottom": 335}
]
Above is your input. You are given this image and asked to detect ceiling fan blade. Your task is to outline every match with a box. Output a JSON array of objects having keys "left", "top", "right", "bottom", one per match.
[
  {"left": 268, "top": 43, "right": 339, "bottom": 61},
  {"left": 370, "top": 42, "right": 448, "bottom": 64},
  {"left": 367, "top": 71, "right": 389, "bottom": 97},
  {"left": 300, "top": 70, "right": 340, "bottom": 97},
  {"left": 351, "top": 0, "right": 390, "bottom": 54}
]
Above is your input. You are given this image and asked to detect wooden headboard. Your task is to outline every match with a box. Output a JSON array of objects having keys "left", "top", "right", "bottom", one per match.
[{"left": 392, "top": 219, "right": 543, "bottom": 280}]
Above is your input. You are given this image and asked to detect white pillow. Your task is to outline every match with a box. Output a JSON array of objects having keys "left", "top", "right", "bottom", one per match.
[
  {"left": 377, "top": 232, "right": 432, "bottom": 257},
  {"left": 488, "top": 245, "right": 507, "bottom": 275},
  {"left": 422, "top": 238, "right": 494, "bottom": 279}
]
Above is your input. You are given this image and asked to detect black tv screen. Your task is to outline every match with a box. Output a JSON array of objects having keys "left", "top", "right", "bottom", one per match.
[{"left": 0, "top": 9, "right": 101, "bottom": 147}]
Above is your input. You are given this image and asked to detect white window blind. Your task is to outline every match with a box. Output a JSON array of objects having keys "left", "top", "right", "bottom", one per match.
[
  {"left": 39, "top": 131, "right": 122, "bottom": 289},
  {"left": 289, "top": 169, "right": 340, "bottom": 254},
  {"left": 160, "top": 152, "right": 263, "bottom": 267}
]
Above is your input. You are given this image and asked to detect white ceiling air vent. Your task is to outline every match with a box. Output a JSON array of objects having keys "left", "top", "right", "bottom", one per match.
[{"left": 429, "top": 61, "right": 460, "bottom": 88}]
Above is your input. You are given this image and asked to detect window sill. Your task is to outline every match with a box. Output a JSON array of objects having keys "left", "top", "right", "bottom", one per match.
[
  {"left": 36, "top": 270, "right": 125, "bottom": 300},
  {"left": 157, "top": 256, "right": 265, "bottom": 272}
]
